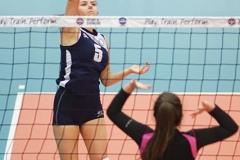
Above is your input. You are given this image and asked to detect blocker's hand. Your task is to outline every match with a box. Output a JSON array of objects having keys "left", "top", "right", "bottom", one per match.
[{"left": 190, "top": 101, "right": 215, "bottom": 118}]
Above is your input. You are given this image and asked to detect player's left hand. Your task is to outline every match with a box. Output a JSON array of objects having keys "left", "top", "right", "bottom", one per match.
[{"left": 130, "top": 62, "right": 150, "bottom": 74}]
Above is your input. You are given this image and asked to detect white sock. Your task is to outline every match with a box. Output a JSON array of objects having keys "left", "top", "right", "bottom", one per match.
[{"left": 103, "top": 158, "right": 109, "bottom": 160}]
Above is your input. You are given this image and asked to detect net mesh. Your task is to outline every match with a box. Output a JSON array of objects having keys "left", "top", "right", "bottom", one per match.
[{"left": 0, "top": 16, "right": 240, "bottom": 160}]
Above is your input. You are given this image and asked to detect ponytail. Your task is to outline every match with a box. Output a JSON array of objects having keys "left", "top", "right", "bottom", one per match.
[{"left": 141, "top": 92, "right": 182, "bottom": 160}]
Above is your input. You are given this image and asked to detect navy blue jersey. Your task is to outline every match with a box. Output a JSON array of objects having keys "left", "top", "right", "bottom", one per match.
[{"left": 56, "top": 28, "right": 109, "bottom": 95}]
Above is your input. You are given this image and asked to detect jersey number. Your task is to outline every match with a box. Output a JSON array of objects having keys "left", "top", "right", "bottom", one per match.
[{"left": 93, "top": 44, "right": 103, "bottom": 62}]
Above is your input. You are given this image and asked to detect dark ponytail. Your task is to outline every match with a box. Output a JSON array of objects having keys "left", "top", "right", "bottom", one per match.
[{"left": 141, "top": 92, "right": 182, "bottom": 160}]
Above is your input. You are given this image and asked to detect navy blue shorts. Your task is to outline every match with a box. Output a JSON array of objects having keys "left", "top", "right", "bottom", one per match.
[{"left": 52, "top": 86, "right": 104, "bottom": 126}]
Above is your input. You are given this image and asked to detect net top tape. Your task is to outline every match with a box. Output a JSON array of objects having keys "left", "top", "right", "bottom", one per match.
[{"left": 0, "top": 16, "right": 240, "bottom": 28}]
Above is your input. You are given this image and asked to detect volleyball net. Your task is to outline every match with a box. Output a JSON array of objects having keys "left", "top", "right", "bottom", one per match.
[{"left": 0, "top": 16, "right": 240, "bottom": 160}]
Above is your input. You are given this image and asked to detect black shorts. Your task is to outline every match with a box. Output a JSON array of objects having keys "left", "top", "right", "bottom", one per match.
[{"left": 52, "top": 86, "right": 104, "bottom": 126}]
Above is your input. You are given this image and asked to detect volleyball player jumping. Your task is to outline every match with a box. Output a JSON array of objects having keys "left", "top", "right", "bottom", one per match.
[
  {"left": 52, "top": 1, "right": 150, "bottom": 160},
  {"left": 107, "top": 80, "right": 238, "bottom": 160}
]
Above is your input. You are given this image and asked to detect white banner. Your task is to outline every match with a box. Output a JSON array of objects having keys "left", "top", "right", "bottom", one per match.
[{"left": 0, "top": 16, "right": 240, "bottom": 28}]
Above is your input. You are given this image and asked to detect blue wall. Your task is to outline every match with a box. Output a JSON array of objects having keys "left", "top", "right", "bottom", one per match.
[
  {"left": 0, "top": 0, "right": 240, "bottom": 93},
  {"left": 1, "top": 0, "right": 240, "bottom": 16}
]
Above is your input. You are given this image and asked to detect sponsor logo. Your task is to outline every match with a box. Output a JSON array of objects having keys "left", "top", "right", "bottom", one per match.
[
  {"left": 228, "top": 18, "right": 236, "bottom": 26},
  {"left": 97, "top": 110, "right": 104, "bottom": 117},
  {"left": 92, "top": 36, "right": 105, "bottom": 46},
  {"left": 125, "top": 119, "right": 133, "bottom": 127},
  {"left": 87, "top": 18, "right": 101, "bottom": 25},
  {"left": 97, "top": 38, "right": 105, "bottom": 46},
  {"left": 119, "top": 17, "right": 127, "bottom": 25},
  {"left": 76, "top": 18, "right": 84, "bottom": 25}
]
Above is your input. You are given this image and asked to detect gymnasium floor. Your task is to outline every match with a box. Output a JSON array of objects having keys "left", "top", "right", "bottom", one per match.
[{"left": 4, "top": 91, "right": 240, "bottom": 160}]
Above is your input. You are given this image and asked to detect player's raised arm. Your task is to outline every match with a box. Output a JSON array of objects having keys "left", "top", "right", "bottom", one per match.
[
  {"left": 61, "top": 0, "right": 80, "bottom": 46},
  {"left": 64, "top": 0, "right": 79, "bottom": 16}
]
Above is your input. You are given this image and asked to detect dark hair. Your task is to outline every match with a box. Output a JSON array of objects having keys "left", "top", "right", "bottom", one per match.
[{"left": 141, "top": 92, "right": 183, "bottom": 160}]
